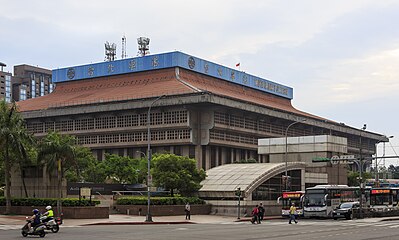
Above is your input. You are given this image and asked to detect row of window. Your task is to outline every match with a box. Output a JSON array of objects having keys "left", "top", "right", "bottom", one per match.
[
  {"left": 76, "top": 129, "right": 191, "bottom": 145},
  {"left": 215, "top": 112, "right": 375, "bottom": 152},
  {"left": 26, "top": 110, "right": 188, "bottom": 134},
  {"left": 30, "top": 80, "right": 53, "bottom": 98},
  {"left": 214, "top": 112, "right": 310, "bottom": 136},
  {"left": 210, "top": 130, "right": 258, "bottom": 145}
]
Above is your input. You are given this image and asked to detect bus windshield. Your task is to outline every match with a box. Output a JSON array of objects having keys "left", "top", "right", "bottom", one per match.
[
  {"left": 305, "top": 193, "right": 326, "bottom": 207},
  {"left": 370, "top": 194, "right": 391, "bottom": 205}
]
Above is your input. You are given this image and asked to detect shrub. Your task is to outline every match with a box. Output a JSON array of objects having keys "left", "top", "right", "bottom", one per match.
[
  {"left": 116, "top": 196, "right": 205, "bottom": 205},
  {"left": 0, "top": 197, "right": 100, "bottom": 207}
]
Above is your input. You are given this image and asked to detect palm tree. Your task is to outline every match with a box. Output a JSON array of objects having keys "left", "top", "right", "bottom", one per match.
[
  {"left": 0, "top": 100, "right": 32, "bottom": 214},
  {"left": 38, "top": 131, "right": 77, "bottom": 217}
]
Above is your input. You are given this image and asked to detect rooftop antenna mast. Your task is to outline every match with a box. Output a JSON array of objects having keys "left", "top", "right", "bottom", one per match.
[
  {"left": 137, "top": 37, "right": 150, "bottom": 57},
  {"left": 121, "top": 35, "right": 127, "bottom": 59},
  {"left": 104, "top": 41, "right": 117, "bottom": 61}
]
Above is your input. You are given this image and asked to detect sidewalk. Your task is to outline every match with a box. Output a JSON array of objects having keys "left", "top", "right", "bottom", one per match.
[
  {"left": 0, "top": 214, "right": 264, "bottom": 226},
  {"left": 3, "top": 214, "right": 395, "bottom": 226}
]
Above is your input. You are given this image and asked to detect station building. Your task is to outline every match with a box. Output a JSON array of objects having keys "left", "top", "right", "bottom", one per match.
[{"left": 14, "top": 52, "right": 387, "bottom": 204}]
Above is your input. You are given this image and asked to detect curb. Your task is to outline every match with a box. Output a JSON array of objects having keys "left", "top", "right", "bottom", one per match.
[
  {"left": 380, "top": 217, "right": 399, "bottom": 222},
  {"left": 82, "top": 221, "right": 196, "bottom": 226},
  {"left": 235, "top": 217, "right": 283, "bottom": 222}
]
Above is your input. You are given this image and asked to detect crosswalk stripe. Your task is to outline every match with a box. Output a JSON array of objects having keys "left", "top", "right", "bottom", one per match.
[
  {"left": 0, "top": 224, "right": 79, "bottom": 231},
  {"left": 0, "top": 225, "right": 21, "bottom": 230},
  {"left": 218, "top": 220, "right": 399, "bottom": 228}
]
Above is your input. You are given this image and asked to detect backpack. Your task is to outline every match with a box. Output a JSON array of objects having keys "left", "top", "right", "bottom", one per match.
[{"left": 252, "top": 208, "right": 259, "bottom": 215}]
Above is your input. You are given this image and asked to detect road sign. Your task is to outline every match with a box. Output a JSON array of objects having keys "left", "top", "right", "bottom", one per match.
[
  {"left": 330, "top": 155, "right": 355, "bottom": 164},
  {"left": 80, "top": 187, "right": 91, "bottom": 197},
  {"left": 339, "top": 155, "right": 355, "bottom": 160},
  {"left": 331, "top": 155, "right": 340, "bottom": 165},
  {"left": 312, "top": 157, "right": 330, "bottom": 162}
]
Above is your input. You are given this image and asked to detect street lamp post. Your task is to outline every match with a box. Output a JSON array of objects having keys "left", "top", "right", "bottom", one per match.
[
  {"left": 284, "top": 119, "right": 306, "bottom": 191},
  {"left": 145, "top": 95, "right": 164, "bottom": 222},
  {"left": 359, "top": 124, "right": 367, "bottom": 219},
  {"left": 375, "top": 136, "right": 394, "bottom": 186}
]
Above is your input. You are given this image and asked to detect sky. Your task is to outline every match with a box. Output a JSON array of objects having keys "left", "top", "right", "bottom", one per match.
[{"left": 1, "top": 0, "right": 398, "bottom": 166}]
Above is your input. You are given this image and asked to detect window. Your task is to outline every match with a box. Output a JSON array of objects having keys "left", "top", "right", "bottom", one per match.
[
  {"left": 5, "top": 75, "right": 11, "bottom": 102},
  {"left": 31, "top": 79, "right": 36, "bottom": 98},
  {"left": 20, "top": 87, "right": 27, "bottom": 101},
  {"left": 49, "top": 83, "right": 54, "bottom": 93},
  {"left": 40, "top": 76, "right": 45, "bottom": 96}
]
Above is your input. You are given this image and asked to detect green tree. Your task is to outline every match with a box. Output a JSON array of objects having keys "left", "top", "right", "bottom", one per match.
[
  {"left": 0, "top": 100, "right": 32, "bottom": 214},
  {"left": 152, "top": 154, "right": 206, "bottom": 196},
  {"left": 347, "top": 170, "right": 372, "bottom": 186},
  {"left": 64, "top": 146, "right": 106, "bottom": 183},
  {"left": 38, "top": 131, "right": 77, "bottom": 216},
  {"left": 101, "top": 154, "right": 143, "bottom": 184}
]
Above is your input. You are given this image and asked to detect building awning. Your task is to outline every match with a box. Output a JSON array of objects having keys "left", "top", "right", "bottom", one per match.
[{"left": 199, "top": 162, "right": 306, "bottom": 199}]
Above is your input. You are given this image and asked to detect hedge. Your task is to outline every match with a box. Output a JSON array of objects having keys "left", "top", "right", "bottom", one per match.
[
  {"left": 0, "top": 197, "right": 100, "bottom": 207},
  {"left": 116, "top": 196, "right": 205, "bottom": 205}
]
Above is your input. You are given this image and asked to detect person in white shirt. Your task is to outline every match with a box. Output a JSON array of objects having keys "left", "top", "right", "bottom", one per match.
[{"left": 185, "top": 203, "right": 191, "bottom": 220}]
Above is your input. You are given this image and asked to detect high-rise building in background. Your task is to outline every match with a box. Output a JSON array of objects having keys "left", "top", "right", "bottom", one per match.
[
  {"left": 0, "top": 62, "right": 12, "bottom": 102},
  {"left": 0, "top": 63, "right": 53, "bottom": 102}
]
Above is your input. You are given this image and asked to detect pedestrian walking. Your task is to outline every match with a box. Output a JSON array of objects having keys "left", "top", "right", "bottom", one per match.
[
  {"left": 258, "top": 202, "right": 265, "bottom": 223},
  {"left": 289, "top": 203, "right": 298, "bottom": 224},
  {"left": 251, "top": 205, "right": 259, "bottom": 224},
  {"left": 185, "top": 203, "right": 191, "bottom": 220}
]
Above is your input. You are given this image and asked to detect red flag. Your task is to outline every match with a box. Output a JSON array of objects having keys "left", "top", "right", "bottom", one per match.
[{"left": 236, "top": 63, "right": 240, "bottom": 67}]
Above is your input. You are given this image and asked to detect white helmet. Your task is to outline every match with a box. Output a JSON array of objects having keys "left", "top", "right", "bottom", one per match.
[{"left": 46, "top": 206, "right": 52, "bottom": 210}]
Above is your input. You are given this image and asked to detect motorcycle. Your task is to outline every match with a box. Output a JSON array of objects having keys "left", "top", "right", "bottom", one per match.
[
  {"left": 21, "top": 218, "right": 46, "bottom": 238},
  {"left": 41, "top": 215, "right": 62, "bottom": 233}
]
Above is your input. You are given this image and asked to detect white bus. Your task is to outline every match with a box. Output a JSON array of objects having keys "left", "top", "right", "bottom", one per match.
[
  {"left": 370, "top": 187, "right": 399, "bottom": 211},
  {"left": 277, "top": 191, "right": 305, "bottom": 217},
  {"left": 303, "top": 185, "right": 360, "bottom": 218}
]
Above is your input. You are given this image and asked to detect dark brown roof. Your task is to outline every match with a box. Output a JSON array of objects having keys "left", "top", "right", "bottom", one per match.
[{"left": 17, "top": 67, "right": 324, "bottom": 120}]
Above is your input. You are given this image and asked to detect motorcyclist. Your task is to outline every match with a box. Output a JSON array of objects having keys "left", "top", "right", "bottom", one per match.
[
  {"left": 41, "top": 205, "right": 54, "bottom": 223},
  {"left": 28, "top": 209, "right": 41, "bottom": 233}
]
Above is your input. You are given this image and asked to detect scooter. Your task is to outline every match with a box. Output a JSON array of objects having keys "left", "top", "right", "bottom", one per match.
[
  {"left": 41, "top": 215, "right": 62, "bottom": 233},
  {"left": 21, "top": 218, "right": 46, "bottom": 238}
]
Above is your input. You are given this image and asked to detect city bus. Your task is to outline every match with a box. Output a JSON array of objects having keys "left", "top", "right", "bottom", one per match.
[
  {"left": 277, "top": 191, "right": 304, "bottom": 217},
  {"left": 370, "top": 187, "right": 399, "bottom": 211},
  {"left": 303, "top": 185, "right": 361, "bottom": 218}
]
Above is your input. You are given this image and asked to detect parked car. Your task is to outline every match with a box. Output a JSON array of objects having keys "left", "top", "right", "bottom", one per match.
[{"left": 333, "top": 201, "right": 359, "bottom": 220}]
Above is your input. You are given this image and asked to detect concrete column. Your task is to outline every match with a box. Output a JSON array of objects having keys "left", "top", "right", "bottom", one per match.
[
  {"left": 215, "top": 147, "right": 220, "bottom": 166},
  {"left": 195, "top": 145, "right": 202, "bottom": 169},
  {"left": 182, "top": 145, "right": 189, "bottom": 157},
  {"left": 301, "top": 169, "right": 306, "bottom": 191},
  {"left": 101, "top": 149, "right": 106, "bottom": 161},
  {"left": 205, "top": 146, "right": 211, "bottom": 170},
  {"left": 221, "top": 147, "right": 227, "bottom": 165},
  {"left": 230, "top": 148, "right": 235, "bottom": 163},
  {"left": 124, "top": 148, "right": 128, "bottom": 157},
  {"left": 235, "top": 149, "right": 241, "bottom": 162}
]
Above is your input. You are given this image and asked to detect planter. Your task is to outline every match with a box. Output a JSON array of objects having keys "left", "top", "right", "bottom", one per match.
[
  {"left": 115, "top": 204, "right": 211, "bottom": 216},
  {"left": 0, "top": 206, "right": 109, "bottom": 219}
]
